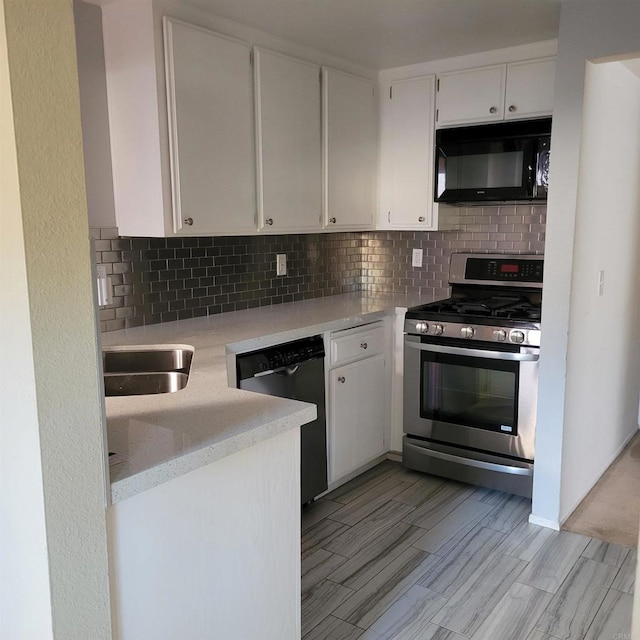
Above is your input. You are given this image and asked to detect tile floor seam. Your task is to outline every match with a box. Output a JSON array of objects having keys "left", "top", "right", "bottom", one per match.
[{"left": 303, "top": 461, "right": 634, "bottom": 640}]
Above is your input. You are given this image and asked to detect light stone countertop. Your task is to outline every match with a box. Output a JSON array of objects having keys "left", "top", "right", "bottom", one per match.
[{"left": 102, "top": 292, "right": 425, "bottom": 503}]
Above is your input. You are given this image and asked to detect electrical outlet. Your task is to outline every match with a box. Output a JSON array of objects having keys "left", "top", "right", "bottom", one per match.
[
  {"left": 598, "top": 270, "right": 605, "bottom": 296},
  {"left": 276, "top": 253, "right": 287, "bottom": 277},
  {"left": 412, "top": 248, "right": 423, "bottom": 268}
]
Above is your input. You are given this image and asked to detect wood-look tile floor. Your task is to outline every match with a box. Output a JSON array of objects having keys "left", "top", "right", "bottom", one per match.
[{"left": 301, "top": 461, "right": 635, "bottom": 640}]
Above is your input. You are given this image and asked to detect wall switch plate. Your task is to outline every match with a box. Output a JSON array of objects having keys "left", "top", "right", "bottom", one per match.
[
  {"left": 412, "top": 248, "right": 423, "bottom": 268},
  {"left": 276, "top": 253, "right": 287, "bottom": 277},
  {"left": 598, "top": 270, "right": 605, "bottom": 296}
]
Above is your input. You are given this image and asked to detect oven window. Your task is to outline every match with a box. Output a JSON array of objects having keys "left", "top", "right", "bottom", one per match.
[{"left": 421, "top": 351, "right": 519, "bottom": 435}]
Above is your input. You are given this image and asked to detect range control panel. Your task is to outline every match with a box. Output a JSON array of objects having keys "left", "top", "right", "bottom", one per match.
[
  {"left": 466, "top": 258, "right": 543, "bottom": 283},
  {"left": 450, "top": 253, "right": 544, "bottom": 288}
]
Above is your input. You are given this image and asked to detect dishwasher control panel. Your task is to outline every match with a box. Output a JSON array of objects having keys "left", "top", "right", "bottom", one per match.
[{"left": 236, "top": 335, "right": 325, "bottom": 379}]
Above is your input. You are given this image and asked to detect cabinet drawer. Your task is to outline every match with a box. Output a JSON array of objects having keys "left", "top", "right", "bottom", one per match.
[{"left": 330, "top": 322, "right": 385, "bottom": 366}]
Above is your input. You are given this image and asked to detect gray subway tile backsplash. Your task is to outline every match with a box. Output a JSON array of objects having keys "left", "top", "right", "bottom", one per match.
[{"left": 94, "top": 204, "right": 545, "bottom": 332}]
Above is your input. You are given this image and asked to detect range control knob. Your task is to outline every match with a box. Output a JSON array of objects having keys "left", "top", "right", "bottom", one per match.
[
  {"left": 510, "top": 330, "right": 526, "bottom": 344},
  {"left": 431, "top": 324, "right": 444, "bottom": 336},
  {"left": 493, "top": 329, "right": 507, "bottom": 342},
  {"left": 460, "top": 326, "right": 475, "bottom": 339},
  {"left": 415, "top": 321, "right": 429, "bottom": 334}
]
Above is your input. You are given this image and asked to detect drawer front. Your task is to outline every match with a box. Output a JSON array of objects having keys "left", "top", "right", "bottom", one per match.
[{"left": 330, "top": 322, "right": 385, "bottom": 366}]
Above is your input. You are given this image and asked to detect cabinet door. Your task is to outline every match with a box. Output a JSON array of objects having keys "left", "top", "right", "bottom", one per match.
[
  {"left": 505, "top": 58, "right": 556, "bottom": 120},
  {"left": 386, "top": 76, "right": 436, "bottom": 229},
  {"left": 329, "top": 354, "right": 386, "bottom": 482},
  {"left": 164, "top": 19, "right": 256, "bottom": 235},
  {"left": 254, "top": 48, "right": 322, "bottom": 232},
  {"left": 322, "top": 68, "right": 376, "bottom": 230},
  {"left": 436, "top": 65, "right": 506, "bottom": 127}
]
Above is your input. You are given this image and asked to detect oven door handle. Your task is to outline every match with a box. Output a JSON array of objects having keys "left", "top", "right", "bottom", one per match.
[
  {"left": 405, "top": 441, "right": 533, "bottom": 477},
  {"left": 406, "top": 341, "right": 539, "bottom": 362}
]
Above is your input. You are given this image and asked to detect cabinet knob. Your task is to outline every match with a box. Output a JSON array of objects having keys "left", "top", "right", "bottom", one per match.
[
  {"left": 183, "top": 217, "right": 193, "bottom": 226},
  {"left": 329, "top": 217, "right": 337, "bottom": 224},
  {"left": 489, "top": 106, "right": 497, "bottom": 114},
  {"left": 508, "top": 105, "right": 516, "bottom": 113},
  {"left": 265, "top": 218, "right": 274, "bottom": 226},
  {"left": 360, "top": 342, "right": 368, "bottom": 350},
  {"left": 418, "top": 216, "right": 425, "bottom": 223},
  {"left": 338, "top": 376, "right": 346, "bottom": 384}
]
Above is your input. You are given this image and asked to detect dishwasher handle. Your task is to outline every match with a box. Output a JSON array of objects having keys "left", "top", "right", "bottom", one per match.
[
  {"left": 254, "top": 364, "right": 300, "bottom": 378},
  {"left": 236, "top": 335, "right": 325, "bottom": 382}
]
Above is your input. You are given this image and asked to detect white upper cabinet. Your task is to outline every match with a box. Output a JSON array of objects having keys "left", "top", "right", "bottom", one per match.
[
  {"left": 436, "top": 65, "right": 506, "bottom": 127},
  {"left": 322, "top": 67, "right": 377, "bottom": 231},
  {"left": 254, "top": 48, "right": 323, "bottom": 233},
  {"left": 164, "top": 19, "right": 256, "bottom": 235},
  {"left": 504, "top": 57, "right": 556, "bottom": 120},
  {"left": 383, "top": 75, "right": 437, "bottom": 230},
  {"left": 436, "top": 57, "right": 555, "bottom": 128}
]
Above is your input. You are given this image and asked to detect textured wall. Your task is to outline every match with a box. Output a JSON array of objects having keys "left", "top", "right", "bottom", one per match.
[
  {"left": 95, "top": 204, "right": 545, "bottom": 333},
  {"left": 2, "top": 0, "right": 111, "bottom": 638}
]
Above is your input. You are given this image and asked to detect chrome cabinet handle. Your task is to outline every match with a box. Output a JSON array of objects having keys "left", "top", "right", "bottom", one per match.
[
  {"left": 508, "top": 105, "right": 516, "bottom": 113},
  {"left": 360, "top": 343, "right": 368, "bottom": 350},
  {"left": 418, "top": 216, "right": 425, "bottom": 223},
  {"left": 338, "top": 376, "right": 345, "bottom": 383},
  {"left": 489, "top": 106, "right": 497, "bottom": 114},
  {"left": 329, "top": 217, "right": 337, "bottom": 224},
  {"left": 265, "top": 218, "right": 273, "bottom": 226},
  {"left": 183, "top": 217, "right": 193, "bottom": 226}
]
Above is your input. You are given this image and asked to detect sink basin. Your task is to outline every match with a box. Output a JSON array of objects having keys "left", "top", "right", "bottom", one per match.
[
  {"left": 102, "top": 346, "right": 193, "bottom": 396},
  {"left": 104, "top": 372, "right": 189, "bottom": 397},
  {"left": 103, "top": 347, "right": 193, "bottom": 374}
]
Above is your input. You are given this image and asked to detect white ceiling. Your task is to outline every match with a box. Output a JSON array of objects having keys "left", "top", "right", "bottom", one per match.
[{"left": 184, "top": 0, "right": 562, "bottom": 69}]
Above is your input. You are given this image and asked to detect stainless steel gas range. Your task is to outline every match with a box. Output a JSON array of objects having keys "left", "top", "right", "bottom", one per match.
[{"left": 403, "top": 253, "right": 543, "bottom": 498}]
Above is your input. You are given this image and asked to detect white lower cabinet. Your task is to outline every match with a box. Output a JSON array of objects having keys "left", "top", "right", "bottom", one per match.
[{"left": 328, "top": 345, "right": 386, "bottom": 483}]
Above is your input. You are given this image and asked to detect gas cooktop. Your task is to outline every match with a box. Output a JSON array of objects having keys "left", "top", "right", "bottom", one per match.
[
  {"left": 405, "top": 253, "right": 543, "bottom": 346},
  {"left": 406, "top": 295, "right": 541, "bottom": 323}
]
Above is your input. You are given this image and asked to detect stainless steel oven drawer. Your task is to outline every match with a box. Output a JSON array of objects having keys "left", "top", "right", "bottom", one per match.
[{"left": 403, "top": 437, "right": 533, "bottom": 498}]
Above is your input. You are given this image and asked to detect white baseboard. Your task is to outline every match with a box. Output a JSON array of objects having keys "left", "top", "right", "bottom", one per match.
[
  {"left": 528, "top": 514, "right": 560, "bottom": 530},
  {"left": 386, "top": 451, "right": 402, "bottom": 463}
]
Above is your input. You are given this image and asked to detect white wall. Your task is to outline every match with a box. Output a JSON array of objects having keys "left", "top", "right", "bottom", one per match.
[
  {"left": 0, "top": 2, "right": 53, "bottom": 636},
  {"left": 0, "top": 1, "right": 112, "bottom": 637},
  {"left": 531, "top": 0, "right": 640, "bottom": 527},
  {"left": 108, "top": 428, "right": 301, "bottom": 640},
  {"left": 73, "top": 0, "right": 117, "bottom": 229},
  {"left": 560, "top": 60, "right": 640, "bottom": 520}
]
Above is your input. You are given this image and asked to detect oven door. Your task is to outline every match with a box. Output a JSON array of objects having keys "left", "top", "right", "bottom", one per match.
[{"left": 404, "top": 335, "right": 538, "bottom": 461}]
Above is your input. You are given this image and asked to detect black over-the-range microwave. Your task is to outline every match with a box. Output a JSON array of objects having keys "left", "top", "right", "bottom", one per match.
[{"left": 435, "top": 117, "right": 551, "bottom": 204}]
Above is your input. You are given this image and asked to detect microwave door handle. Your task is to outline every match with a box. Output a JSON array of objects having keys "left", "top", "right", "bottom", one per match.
[{"left": 406, "top": 341, "right": 539, "bottom": 362}]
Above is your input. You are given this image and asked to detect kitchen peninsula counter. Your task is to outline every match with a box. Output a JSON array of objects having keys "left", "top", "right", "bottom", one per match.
[{"left": 102, "top": 292, "right": 423, "bottom": 502}]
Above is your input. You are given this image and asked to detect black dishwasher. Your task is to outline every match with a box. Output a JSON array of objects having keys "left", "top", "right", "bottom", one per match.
[{"left": 236, "top": 335, "right": 327, "bottom": 504}]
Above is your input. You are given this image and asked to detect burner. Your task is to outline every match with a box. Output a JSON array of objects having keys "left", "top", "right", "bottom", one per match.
[
  {"left": 408, "top": 295, "right": 540, "bottom": 323},
  {"left": 455, "top": 296, "right": 524, "bottom": 315}
]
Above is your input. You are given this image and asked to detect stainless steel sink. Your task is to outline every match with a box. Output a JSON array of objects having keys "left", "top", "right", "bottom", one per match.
[
  {"left": 104, "top": 372, "right": 189, "bottom": 397},
  {"left": 103, "top": 346, "right": 193, "bottom": 396},
  {"left": 103, "top": 347, "right": 193, "bottom": 375}
]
